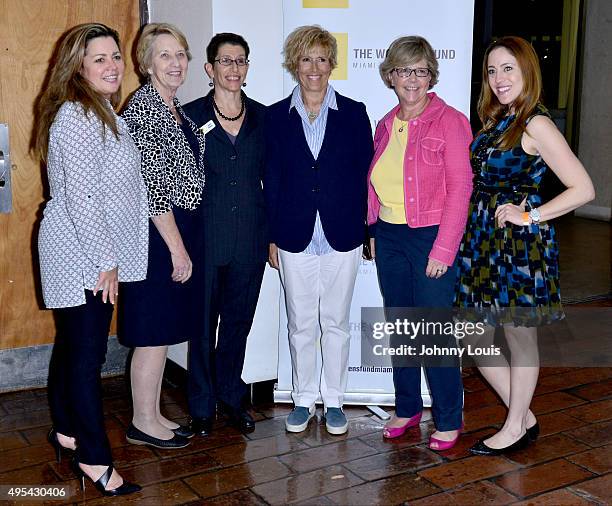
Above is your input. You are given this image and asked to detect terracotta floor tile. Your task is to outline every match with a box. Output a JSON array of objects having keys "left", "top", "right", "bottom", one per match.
[
  {"left": 0, "top": 431, "right": 29, "bottom": 451},
  {"left": 512, "top": 488, "right": 593, "bottom": 505},
  {"left": 0, "top": 463, "right": 60, "bottom": 485},
  {"left": 251, "top": 464, "right": 364, "bottom": 505},
  {"left": 298, "top": 416, "right": 383, "bottom": 448},
  {"left": 121, "top": 451, "right": 219, "bottom": 486},
  {"left": 343, "top": 446, "right": 442, "bottom": 480},
  {"left": 184, "top": 457, "right": 290, "bottom": 499},
  {"left": 0, "top": 409, "right": 51, "bottom": 432},
  {"left": 531, "top": 392, "right": 586, "bottom": 415},
  {"left": 569, "top": 473, "right": 612, "bottom": 504},
  {"left": 325, "top": 471, "right": 440, "bottom": 505},
  {"left": 463, "top": 375, "right": 489, "bottom": 392},
  {"left": 418, "top": 455, "right": 517, "bottom": 489},
  {"left": 192, "top": 489, "right": 267, "bottom": 505},
  {"left": 463, "top": 405, "right": 507, "bottom": 431},
  {"left": 505, "top": 433, "right": 589, "bottom": 466},
  {"left": 409, "top": 480, "right": 517, "bottom": 505},
  {"left": 565, "top": 420, "right": 612, "bottom": 447},
  {"left": 79, "top": 479, "right": 199, "bottom": 505},
  {"left": 539, "top": 367, "right": 576, "bottom": 377},
  {"left": 279, "top": 439, "right": 377, "bottom": 473},
  {"left": 564, "top": 399, "right": 612, "bottom": 423},
  {"left": 534, "top": 411, "right": 588, "bottom": 437},
  {"left": 356, "top": 420, "right": 433, "bottom": 453},
  {"left": 569, "top": 378, "right": 612, "bottom": 401},
  {"left": 494, "top": 458, "right": 594, "bottom": 497},
  {"left": 255, "top": 403, "right": 294, "bottom": 419},
  {"left": 536, "top": 368, "right": 612, "bottom": 395},
  {"left": 109, "top": 444, "right": 159, "bottom": 469},
  {"left": 207, "top": 433, "right": 309, "bottom": 466},
  {"left": 243, "top": 416, "right": 290, "bottom": 440},
  {"left": 566, "top": 444, "right": 612, "bottom": 474},
  {"left": 0, "top": 444, "right": 56, "bottom": 473},
  {"left": 292, "top": 495, "right": 336, "bottom": 505},
  {"left": 463, "top": 389, "right": 502, "bottom": 411}
]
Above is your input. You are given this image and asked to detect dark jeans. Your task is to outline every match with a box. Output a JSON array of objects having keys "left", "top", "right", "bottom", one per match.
[
  {"left": 47, "top": 290, "right": 114, "bottom": 465},
  {"left": 376, "top": 220, "right": 463, "bottom": 431},
  {"left": 188, "top": 260, "right": 265, "bottom": 417}
]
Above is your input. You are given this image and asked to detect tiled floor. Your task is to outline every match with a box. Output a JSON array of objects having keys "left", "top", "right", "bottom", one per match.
[{"left": 0, "top": 362, "right": 610, "bottom": 505}]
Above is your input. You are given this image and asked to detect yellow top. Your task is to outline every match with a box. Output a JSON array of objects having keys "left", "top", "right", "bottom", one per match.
[{"left": 370, "top": 116, "right": 408, "bottom": 224}]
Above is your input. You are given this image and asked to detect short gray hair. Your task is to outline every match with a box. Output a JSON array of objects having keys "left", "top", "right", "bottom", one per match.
[{"left": 379, "top": 36, "right": 439, "bottom": 89}]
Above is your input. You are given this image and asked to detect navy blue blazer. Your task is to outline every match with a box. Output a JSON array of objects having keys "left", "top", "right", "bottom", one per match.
[
  {"left": 183, "top": 91, "right": 268, "bottom": 265},
  {"left": 264, "top": 91, "right": 373, "bottom": 252}
]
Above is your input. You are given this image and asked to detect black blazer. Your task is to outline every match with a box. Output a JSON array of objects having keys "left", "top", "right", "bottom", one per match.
[
  {"left": 264, "top": 91, "right": 373, "bottom": 252},
  {"left": 183, "top": 91, "right": 268, "bottom": 265}
]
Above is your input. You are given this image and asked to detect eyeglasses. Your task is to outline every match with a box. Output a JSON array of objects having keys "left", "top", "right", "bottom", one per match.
[
  {"left": 393, "top": 67, "right": 431, "bottom": 78},
  {"left": 214, "top": 57, "right": 249, "bottom": 66},
  {"left": 299, "top": 56, "right": 330, "bottom": 67}
]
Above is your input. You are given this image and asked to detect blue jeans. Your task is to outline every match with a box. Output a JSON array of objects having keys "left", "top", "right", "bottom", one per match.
[{"left": 376, "top": 220, "right": 463, "bottom": 431}]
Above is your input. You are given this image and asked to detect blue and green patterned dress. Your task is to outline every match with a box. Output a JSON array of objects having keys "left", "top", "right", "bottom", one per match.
[{"left": 454, "top": 105, "right": 564, "bottom": 326}]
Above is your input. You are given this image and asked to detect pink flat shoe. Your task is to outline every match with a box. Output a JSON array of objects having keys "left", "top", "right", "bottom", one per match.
[
  {"left": 428, "top": 423, "right": 464, "bottom": 451},
  {"left": 383, "top": 412, "right": 422, "bottom": 439}
]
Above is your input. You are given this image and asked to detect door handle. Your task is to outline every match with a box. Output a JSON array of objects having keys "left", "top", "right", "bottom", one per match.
[{"left": 0, "top": 124, "right": 12, "bottom": 213}]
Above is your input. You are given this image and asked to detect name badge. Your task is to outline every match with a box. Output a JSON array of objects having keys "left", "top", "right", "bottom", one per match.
[{"left": 199, "top": 120, "right": 215, "bottom": 135}]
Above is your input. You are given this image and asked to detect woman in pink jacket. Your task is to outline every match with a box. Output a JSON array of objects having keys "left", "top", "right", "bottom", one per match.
[{"left": 367, "top": 36, "right": 472, "bottom": 450}]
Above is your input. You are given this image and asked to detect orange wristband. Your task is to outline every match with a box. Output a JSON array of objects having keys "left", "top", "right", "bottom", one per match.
[{"left": 521, "top": 212, "right": 530, "bottom": 226}]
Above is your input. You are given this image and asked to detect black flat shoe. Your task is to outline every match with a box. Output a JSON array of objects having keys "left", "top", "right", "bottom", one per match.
[
  {"left": 172, "top": 424, "right": 195, "bottom": 439},
  {"left": 125, "top": 423, "right": 190, "bottom": 449},
  {"left": 526, "top": 421, "right": 540, "bottom": 442},
  {"left": 72, "top": 460, "right": 141, "bottom": 497},
  {"left": 223, "top": 408, "right": 255, "bottom": 433},
  {"left": 48, "top": 428, "right": 75, "bottom": 463},
  {"left": 469, "top": 432, "right": 530, "bottom": 456},
  {"left": 188, "top": 417, "right": 213, "bottom": 436}
]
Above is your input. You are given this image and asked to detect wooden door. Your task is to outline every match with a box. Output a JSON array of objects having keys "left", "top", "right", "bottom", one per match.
[{"left": 0, "top": 0, "right": 141, "bottom": 350}]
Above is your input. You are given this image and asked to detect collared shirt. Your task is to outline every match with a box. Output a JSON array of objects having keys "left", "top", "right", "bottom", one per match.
[{"left": 289, "top": 84, "right": 338, "bottom": 255}]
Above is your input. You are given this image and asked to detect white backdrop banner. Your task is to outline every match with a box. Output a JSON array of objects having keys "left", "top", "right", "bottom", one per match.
[{"left": 274, "top": 0, "right": 475, "bottom": 406}]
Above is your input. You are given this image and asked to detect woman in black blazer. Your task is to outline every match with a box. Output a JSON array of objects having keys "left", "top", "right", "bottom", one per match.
[{"left": 183, "top": 33, "right": 267, "bottom": 435}]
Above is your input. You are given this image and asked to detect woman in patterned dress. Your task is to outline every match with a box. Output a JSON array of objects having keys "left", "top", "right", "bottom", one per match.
[
  {"left": 120, "top": 23, "right": 205, "bottom": 449},
  {"left": 34, "top": 23, "right": 146, "bottom": 495},
  {"left": 455, "top": 36, "right": 594, "bottom": 455}
]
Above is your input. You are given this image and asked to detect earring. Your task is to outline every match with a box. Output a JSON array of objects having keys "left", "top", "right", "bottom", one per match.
[
  {"left": 208, "top": 79, "right": 214, "bottom": 87},
  {"left": 242, "top": 82, "right": 247, "bottom": 87}
]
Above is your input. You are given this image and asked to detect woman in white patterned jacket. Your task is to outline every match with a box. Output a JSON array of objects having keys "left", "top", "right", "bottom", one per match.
[{"left": 34, "top": 23, "right": 147, "bottom": 496}]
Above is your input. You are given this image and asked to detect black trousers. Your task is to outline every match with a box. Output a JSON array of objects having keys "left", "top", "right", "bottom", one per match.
[
  {"left": 188, "top": 260, "right": 265, "bottom": 418},
  {"left": 47, "top": 290, "right": 114, "bottom": 465}
]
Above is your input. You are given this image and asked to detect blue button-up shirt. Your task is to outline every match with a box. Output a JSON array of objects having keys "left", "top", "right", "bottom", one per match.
[{"left": 289, "top": 84, "right": 338, "bottom": 256}]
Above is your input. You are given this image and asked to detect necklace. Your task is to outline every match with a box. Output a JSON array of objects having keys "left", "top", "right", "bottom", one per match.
[
  {"left": 307, "top": 110, "right": 318, "bottom": 121},
  {"left": 213, "top": 94, "right": 245, "bottom": 121},
  {"left": 398, "top": 120, "right": 408, "bottom": 133}
]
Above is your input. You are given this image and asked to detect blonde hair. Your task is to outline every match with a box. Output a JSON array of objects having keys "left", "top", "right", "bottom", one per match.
[
  {"left": 33, "top": 23, "right": 123, "bottom": 161},
  {"left": 135, "top": 23, "right": 192, "bottom": 77},
  {"left": 282, "top": 25, "right": 337, "bottom": 81},
  {"left": 379, "top": 36, "right": 439, "bottom": 89},
  {"left": 478, "top": 36, "right": 543, "bottom": 149}
]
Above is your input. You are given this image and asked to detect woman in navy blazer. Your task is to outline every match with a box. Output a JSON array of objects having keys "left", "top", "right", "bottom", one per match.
[
  {"left": 182, "top": 33, "right": 267, "bottom": 436},
  {"left": 265, "top": 25, "right": 373, "bottom": 436}
]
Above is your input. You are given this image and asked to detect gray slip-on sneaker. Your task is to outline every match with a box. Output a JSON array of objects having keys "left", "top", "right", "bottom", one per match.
[
  {"left": 324, "top": 407, "right": 348, "bottom": 435},
  {"left": 285, "top": 405, "right": 316, "bottom": 433}
]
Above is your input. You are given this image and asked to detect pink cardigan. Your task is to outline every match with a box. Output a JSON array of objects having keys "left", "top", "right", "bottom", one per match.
[{"left": 367, "top": 93, "right": 473, "bottom": 266}]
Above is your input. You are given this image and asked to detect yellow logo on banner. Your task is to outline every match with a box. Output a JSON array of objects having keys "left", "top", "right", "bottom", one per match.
[
  {"left": 303, "top": 0, "right": 349, "bottom": 7},
  {"left": 331, "top": 33, "right": 348, "bottom": 80}
]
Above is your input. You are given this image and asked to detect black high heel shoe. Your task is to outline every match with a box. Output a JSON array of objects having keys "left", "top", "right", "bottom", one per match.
[
  {"left": 71, "top": 460, "right": 141, "bottom": 497},
  {"left": 526, "top": 421, "right": 540, "bottom": 441},
  {"left": 47, "top": 429, "right": 75, "bottom": 463}
]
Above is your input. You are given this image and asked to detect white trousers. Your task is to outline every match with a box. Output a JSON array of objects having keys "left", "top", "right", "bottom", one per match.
[{"left": 278, "top": 246, "right": 361, "bottom": 409}]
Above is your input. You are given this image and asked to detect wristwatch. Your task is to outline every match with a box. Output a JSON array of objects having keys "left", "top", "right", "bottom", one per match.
[{"left": 529, "top": 208, "right": 541, "bottom": 224}]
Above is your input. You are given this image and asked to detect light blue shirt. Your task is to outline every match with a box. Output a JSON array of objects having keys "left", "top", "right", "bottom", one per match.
[{"left": 289, "top": 84, "right": 338, "bottom": 256}]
